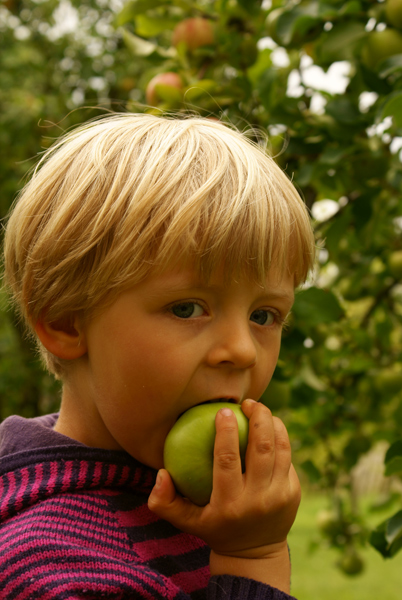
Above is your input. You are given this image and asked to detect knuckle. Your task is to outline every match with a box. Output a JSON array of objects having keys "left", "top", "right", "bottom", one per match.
[
  {"left": 275, "top": 435, "right": 291, "bottom": 452},
  {"left": 214, "top": 450, "right": 239, "bottom": 470},
  {"left": 255, "top": 438, "right": 274, "bottom": 455}
]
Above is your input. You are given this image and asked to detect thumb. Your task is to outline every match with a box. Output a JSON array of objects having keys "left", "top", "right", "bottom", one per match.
[{"left": 148, "top": 469, "right": 202, "bottom": 533}]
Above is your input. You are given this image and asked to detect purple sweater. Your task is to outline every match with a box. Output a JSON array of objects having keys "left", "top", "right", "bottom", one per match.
[{"left": 0, "top": 414, "right": 297, "bottom": 600}]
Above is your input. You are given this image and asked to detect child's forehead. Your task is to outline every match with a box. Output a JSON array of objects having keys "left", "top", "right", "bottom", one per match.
[{"left": 139, "top": 260, "right": 296, "bottom": 299}]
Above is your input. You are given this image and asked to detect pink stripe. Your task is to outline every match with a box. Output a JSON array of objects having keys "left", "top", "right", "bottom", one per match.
[
  {"left": 61, "top": 461, "right": 73, "bottom": 492},
  {"left": 15, "top": 467, "right": 29, "bottom": 512},
  {"left": 115, "top": 503, "right": 159, "bottom": 527},
  {"left": 77, "top": 461, "right": 88, "bottom": 487},
  {"left": 105, "top": 463, "right": 117, "bottom": 486},
  {"left": 30, "top": 463, "right": 43, "bottom": 503},
  {"left": 171, "top": 565, "right": 210, "bottom": 593},
  {"left": 0, "top": 472, "right": 16, "bottom": 519},
  {"left": 46, "top": 461, "right": 59, "bottom": 495},
  {"left": 91, "top": 462, "right": 103, "bottom": 486},
  {"left": 2, "top": 549, "right": 177, "bottom": 600},
  {"left": 135, "top": 533, "right": 207, "bottom": 562},
  {"left": 1, "top": 515, "right": 132, "bottom": 557}
]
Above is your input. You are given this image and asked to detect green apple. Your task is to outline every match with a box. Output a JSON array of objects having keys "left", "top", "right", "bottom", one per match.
[
  {"left": 362, "top": 28, "right": 402, "bottom": 68},
  {"left": 316, "top": 509, "right": 342, "bottom": 537},
  {"left": 386, "top": 0, "right": 402, "bottom": 30},
  {"left": 388, "top": 250, "right": 402, "bottom": 279},
  {"left": 164, "top": 402, "right": 249, "bottom": 506},
  {"left": 338, "top": 549, "right": 364, "bottom": 576},
  {"left": 374, "top": 364, "right": 402, "bottom": 397}
]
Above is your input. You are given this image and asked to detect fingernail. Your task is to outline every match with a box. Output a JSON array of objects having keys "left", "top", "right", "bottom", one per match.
[
  {"left": 219, "top": 408, "right": 233, "bottom": 417},
  {"left": 244, "top": 398, "right": 257, "bottom": 403},
  {"left": 154, "top": 470, "right": 163, "bottom": 489}
]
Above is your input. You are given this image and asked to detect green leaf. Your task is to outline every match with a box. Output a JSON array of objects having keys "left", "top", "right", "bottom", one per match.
[
  {"left": 115, "top": 0, "right": 169, "bottom": 27},
  {"left": 385, "top": 439, "right": 402, "bottom": 462},
  {"left": 275, "top": 6, "right": 321, "bottom": 47},
  {"left": 247, "top": 49, "right": 272, "bottom": 85},
  {"left": 370, "top": 526, "right": 391, "bottom": 558},
  {"left": 300, "top": 459, "right": 322, "bottom": 483},
  {"left": 299, "top": 361, "right": 327, "bottom": 391},
  {"left": 236, "top": 0, "right": 261, "bottom": 16},
  {"left": 378, "top": 54, "right": 402, "bottom": 78},
  {"left": 385, "top": 456, "right": 402, "bottom": 476},
  {"left": 319, "top": 145, "right": 357, "bottom": 165},
  {"left": 315, "top": 21, "right": 367, "bottom": 64},
  {"left": 326, "top": 98, "right": 361, "bottom": 125},
  {"left": 184, "top": 80, "right": 217, "bottom": 102},
  {"left": 370, "top": 511, "right": 402, "bottom": 557},
  {"left": 292, "top": 287, "right": 344, "bottom": 328},
  {"left": 381, "top": 91, "right": 402, "bottom": 127},
  {"left": 386, "top": 510, "right": 402, "bottom": 546},
  {"left": 121, "top": 29, "right": 157, "bottom": 56},
  {"left": 135, "top": 15, "right": 178, "bottom": 37}
]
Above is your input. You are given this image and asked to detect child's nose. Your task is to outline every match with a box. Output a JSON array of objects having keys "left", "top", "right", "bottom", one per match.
[{"left": 206, "top": 319, "right": 257, "bottom": 369}]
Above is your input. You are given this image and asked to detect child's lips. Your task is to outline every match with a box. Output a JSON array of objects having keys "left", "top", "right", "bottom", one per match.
[
  {"left": 176, "top": 398, "right": 239, "bottom": 421},
  {"left": 197, "top": 397, "right": 239, "bottom": 406}
]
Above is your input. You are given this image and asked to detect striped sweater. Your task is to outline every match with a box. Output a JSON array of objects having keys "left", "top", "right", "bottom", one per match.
[{"left": 0, "top": 414, "right": 296, "bottom": 600}]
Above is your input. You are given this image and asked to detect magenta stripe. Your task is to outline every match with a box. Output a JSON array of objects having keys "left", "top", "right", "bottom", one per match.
[
  {"left": 91, "top": 461, "right": 103, "bottom": 486},
  {"left": 61, "top": 461, "right": 73, "bottom": 492},
  {"left": 135, "top": 533, "right": 207, "bottom": 562},
  {"left": 115, "top": 503, "right": 159, "bottom": 527},
  {"left": 2, "top": 550, "right": 176, "bottom": 600},
  {"left": 77, "top": 461, "right": 88, "bottom": 487},
  {"left": 16, "top": 492, "right": 111, "bottom": 520},
  {"left": 171, "top": 565, "right": 210, "bottom": 593},
  {"left": 46, "top": 461, "right": 59, "bottom": 495},
  {"left": 1, "top": 516, "right": 132, "bottom": 557},
  {"left": 105, "top": 463, "right": 117, "bottom": 486},
  {"left": 0, "top": 472, "right": 16, "bottom": 519},
  {"left": 29, "top": 463, "right": 43, "bottom": 504},
  {"left": 14, "top": 467, "right": 29, "bottom": 512}
]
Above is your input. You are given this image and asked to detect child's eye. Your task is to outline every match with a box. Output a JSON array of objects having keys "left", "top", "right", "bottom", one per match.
[
  {"left": 170, "top": 302, "right": 204, "bottom": 319},
  {"left": 250, "top": 309, "right": 277, "bottom": 326}
]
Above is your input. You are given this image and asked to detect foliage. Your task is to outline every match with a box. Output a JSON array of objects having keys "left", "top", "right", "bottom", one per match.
[{"left": 1, "top": 0, "right": 402, "bottom": 572}]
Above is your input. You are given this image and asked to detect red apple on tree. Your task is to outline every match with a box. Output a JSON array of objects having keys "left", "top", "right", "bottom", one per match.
[
  {"left": 145, "top": 72, "right": 183, "bottom": 106},
  {"left": 172, "top": 17, "right": 214, "bottom": 51},
  {"left": 164, "top": 402, "right": 249, "bottom": 506}
]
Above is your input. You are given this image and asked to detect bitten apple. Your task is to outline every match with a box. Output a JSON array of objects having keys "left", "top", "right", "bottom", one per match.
[{"left": 164, "top": 402, "right": 249, "bottom": 506}]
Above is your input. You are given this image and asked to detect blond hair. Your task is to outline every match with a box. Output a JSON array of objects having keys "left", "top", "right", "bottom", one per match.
[{"left": 3, "top": 114, "right": 315, "bottom": 376}]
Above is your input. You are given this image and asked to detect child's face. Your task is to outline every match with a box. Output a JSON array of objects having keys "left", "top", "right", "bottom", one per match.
[{"left": 68, "top": 263, "right": 294, "bottom": 469}]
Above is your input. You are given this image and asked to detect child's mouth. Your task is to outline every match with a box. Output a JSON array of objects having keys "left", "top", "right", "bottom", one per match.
[{"left": 200, "top": 398, "right": 237, "bottom": 404}]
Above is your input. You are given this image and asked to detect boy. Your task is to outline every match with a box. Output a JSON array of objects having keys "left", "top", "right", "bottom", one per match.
[{"left": 1, "top": 114, "right": 315, "bottom": 599}]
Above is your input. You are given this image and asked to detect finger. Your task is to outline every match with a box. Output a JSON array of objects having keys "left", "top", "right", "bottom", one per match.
[
  {"left": 271, "top": 416, "right": 293, "bottom": 479},
  {"left": 148, "top": 468, "right": 202, "bottom": 533},
  {"left": 211, "top": 408, "right": 243, "bottom": 503},
  {"left": 241, "top": 400, "right": 276, "bottom": 486}
]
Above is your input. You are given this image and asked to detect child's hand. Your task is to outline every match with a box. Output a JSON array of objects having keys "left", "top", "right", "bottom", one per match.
[{"left": 148, "top": 399, "right": 301, "bottom": 563}]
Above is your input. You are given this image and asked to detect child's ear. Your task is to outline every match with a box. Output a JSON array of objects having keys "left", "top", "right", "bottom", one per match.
[{"left": 34, "top": 315, "right": 87, "bottom": 360}]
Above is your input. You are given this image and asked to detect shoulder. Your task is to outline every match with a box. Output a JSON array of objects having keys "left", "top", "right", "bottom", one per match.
[{"left": 0, "top": 492, "right": 189, "bottom": 600}]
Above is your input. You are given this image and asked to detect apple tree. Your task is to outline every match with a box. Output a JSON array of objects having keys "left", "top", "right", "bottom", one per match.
[{"left": 1, "top": 0, "right": 402, "bottom": 573}]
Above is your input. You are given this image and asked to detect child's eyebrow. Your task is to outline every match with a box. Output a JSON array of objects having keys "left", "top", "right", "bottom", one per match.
[{"left": 160, "top": 281, "right": 295, "bottom": 306}]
